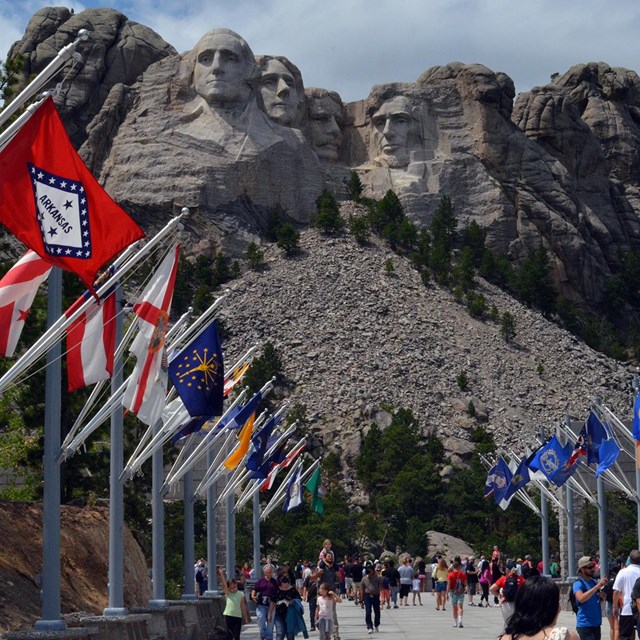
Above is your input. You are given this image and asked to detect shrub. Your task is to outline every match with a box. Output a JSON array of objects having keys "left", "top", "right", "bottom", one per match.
[
  {"left": 457, "top": 371, "right": 469, "bottom": 391},
  {"left": 245, "top": 241, "right": 266, "bottom": 271},
  {"left": 276, "top": 224, "right": 300, "bottom": 255},
  {"left": 466, "top": 291, "right": 487, "bottom": 318},
  {"left": 347, "top": 171, "right": 363, "bottom": 202},
  {"left": 314, "top": 190, "right": 345, "bottom": 234},
  {"left": 500, "top": 311, "right": 516, "bottom": 342},
  {"left": 349, "top": 215, "right": 370, "bottom": 244}
]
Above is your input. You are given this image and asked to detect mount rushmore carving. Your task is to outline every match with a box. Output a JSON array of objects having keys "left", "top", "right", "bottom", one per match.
[{"left": 8, "top": 6, "right": 640, "bottom": 305}]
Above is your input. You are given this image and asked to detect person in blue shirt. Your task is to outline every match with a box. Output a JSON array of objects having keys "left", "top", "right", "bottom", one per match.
[{"left": 574, "top": 556, "right": 608, "bottom": 640}]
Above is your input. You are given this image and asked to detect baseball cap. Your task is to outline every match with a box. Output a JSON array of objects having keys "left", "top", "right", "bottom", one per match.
[{"left": 578, "top": 556, "right": 593, "bottom": 569}]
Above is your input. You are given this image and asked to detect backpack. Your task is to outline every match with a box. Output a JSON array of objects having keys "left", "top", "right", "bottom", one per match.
[
  {"left": 454, "top": 574, "right": 465, "bottom": 595},
  {"left": 630, "top": 576, "right": 640, "bottom": 619},
  {"left": 195, "top": 567, "right": 204, "bottom": 583},
  {"left": 503, "top": 575, "right": 519, "bottom": 602},
  {"left": 569, "top": 578, "right": 587, "bottom": 614}
]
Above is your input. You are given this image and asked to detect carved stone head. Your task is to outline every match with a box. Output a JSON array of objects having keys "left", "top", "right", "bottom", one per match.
[
  {"left": 369, "top": 94, "right": 420, "bottom": 168},
  {"left": 189, "top": 28, "right": 261, "bottom": 110},
  {"left": 305, "top": 88, "right": 345, "bottom": 161},
  {"left": 256, "top": 55, "right": 305, "bottom": 127}
]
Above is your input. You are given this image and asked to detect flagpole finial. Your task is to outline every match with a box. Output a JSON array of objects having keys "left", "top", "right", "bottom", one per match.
[
  {"left": 180, "top": 207, "right": 190, "bottom": 217},
  {"left": 76, "top": 29, "right": 91, "bottom": 42}
]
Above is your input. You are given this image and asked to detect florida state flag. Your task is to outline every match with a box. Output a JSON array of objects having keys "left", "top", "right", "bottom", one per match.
[{"left": 0, "top": 97, "right": 144, "bottom": 292}]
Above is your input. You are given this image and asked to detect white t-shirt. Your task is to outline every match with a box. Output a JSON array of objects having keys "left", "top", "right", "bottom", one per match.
[{"left": 613, "top": 564, "right": 640, "bottom": 615}]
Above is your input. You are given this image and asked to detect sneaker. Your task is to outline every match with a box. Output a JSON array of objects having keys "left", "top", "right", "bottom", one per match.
[
  {"left": 367, "top": 630, "right": 373, "bottom": 635},
  {"left": 459, "top": 622, "right": 464, "bottom": 628},
  {"left": 375, "top": 628, "right": 379, "bottom": 633},
  {"left": 453, "top": 622, "right": 458, "bottom": 628},
  {"left": 393, "top": 605, "right": 399, "bottom": 609},
  {"left": 310, "top": 627, "right": 316, "bottom": 632}
]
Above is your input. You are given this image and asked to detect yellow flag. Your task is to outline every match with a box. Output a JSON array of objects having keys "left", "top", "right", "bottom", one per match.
[{"left": 223, "top": 413, "right": 256, "bottom": 471}]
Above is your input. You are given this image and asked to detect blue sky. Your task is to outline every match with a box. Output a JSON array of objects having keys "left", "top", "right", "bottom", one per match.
[{"left": 2, "top": 0, "right": 640, "bottom": 102}]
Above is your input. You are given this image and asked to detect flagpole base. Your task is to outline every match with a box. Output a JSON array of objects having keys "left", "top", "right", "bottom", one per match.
[
  {"left": 204, "top": 590, "right": 220, "bottom": 597},
  {"left": 103, "top": 607, "right": 128, "bottom": 617},
  {"left": 181, "top": 594, "right": 198, "bottom": 601},
  {"left": 148, "top": 599, "right": 169, "bottom": 608},
  {"left": 34, "top": 619, "right": 66, "bottom": 631}
]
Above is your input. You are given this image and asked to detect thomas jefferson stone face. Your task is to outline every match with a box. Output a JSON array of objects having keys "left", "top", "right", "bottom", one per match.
[
  {"left": 307, "top": 95, "right": 343, "bottom": 161},
  {"left": 260, "top": 59, "right": 299, "bottom": 125},
  {"left": 371, "top": 96, "right": 415, "bottom": 168},
  {"left": 193, "top": 31, "right": 256, "bottom": 109}
]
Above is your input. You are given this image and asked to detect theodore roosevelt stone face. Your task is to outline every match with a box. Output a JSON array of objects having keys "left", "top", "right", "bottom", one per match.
[
  {"left": 306, "top": 90, "right": 344, "bottom": 161},
  {"left": 192, "top": 30, "right": 257, "bottom": 109}
]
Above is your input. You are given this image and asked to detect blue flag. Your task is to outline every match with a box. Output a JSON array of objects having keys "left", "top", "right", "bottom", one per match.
[
  {"left": 484, "top": 462, "right": 498, "bottom": 498},
  {"left": 633, "top": 393, "right": 640, "bottom": 441},
  {"left": 218, "top": 391, "right": 263, "bottom": 430},
  {"left": 168, "top": 321, "right": 224, "bottom": 417},
  {"left": 171, "top": 415, "right": 210, "bottom": 445},
  {"left": 595, "top": 438, "right": 621, "bottom": 478},
  {"left": 504, "top": 457, "right": 531, "bottom": 502},
  {"left": 282, "top": 465, "right": 303, "bottom": 512},
  {"left": 585, "top": 412, "right": 608, "bottom": 463},
  {"left": 248, "top": 442, "right": 287, "bottom": 480},
  {"left": 492, "top": 457, "right": 513, "bottom": 505},
  {"left": 528, "top": 435, "right": 571, "bottom": 482},
  {"left": 246, "top": 415, "right": 282, "bottom": 471}
]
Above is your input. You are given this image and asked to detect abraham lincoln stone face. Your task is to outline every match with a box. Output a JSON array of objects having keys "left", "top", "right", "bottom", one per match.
[{"left": 371, "top": 95, "right": 416, "bottom": 168}]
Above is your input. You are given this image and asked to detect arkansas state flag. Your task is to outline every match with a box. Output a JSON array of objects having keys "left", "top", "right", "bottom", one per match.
[
  {"left": 65, "top": 288, "right": 117, "bottom": 391},
  {"left": 122, "top": 244, "right": 180, "bottom": 424},
  {"left": 0, "top": 250, "right": 51, "bottom": 356},
  {"left": 0, "top": 97, "right": 144, "bottom": 292}
]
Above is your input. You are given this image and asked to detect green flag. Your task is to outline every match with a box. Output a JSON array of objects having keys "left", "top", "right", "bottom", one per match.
[{"left": 305, "top": 467, "right": 324, "bottom": 514}]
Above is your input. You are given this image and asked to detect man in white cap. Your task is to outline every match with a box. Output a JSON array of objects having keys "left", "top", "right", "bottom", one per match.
[{"left": 574, "top": 556, "right": 608, "bottom": 640}]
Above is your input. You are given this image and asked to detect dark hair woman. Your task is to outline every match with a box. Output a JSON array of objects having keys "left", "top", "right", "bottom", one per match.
[{"left": 498, "top": 576, "right": 578, "bottom": 640}]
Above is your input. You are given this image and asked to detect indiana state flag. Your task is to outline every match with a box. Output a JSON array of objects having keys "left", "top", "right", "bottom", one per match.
[
  {"left": 282, "top": 464, "right": 303, "bottom": 512},
  {"left": 168, "top": 320, "right": 224, "bottom": 418}
]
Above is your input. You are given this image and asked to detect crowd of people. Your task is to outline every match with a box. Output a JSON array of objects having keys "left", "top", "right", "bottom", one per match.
[{"left": 211, "top": 541, "right": 640, "bottom": 640}]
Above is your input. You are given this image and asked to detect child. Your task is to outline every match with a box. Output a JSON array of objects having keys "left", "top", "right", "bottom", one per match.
[
  {"left": 315, "top": 582, "right": 342, "bottom": 640},
  {"left": 412, "top": 572, "right": 422, "bottom": 606},
  {"left": 218, "top": 568, "right": 250, "bottom": 640},
  {"left": 319, "top": 539, "right": 332, "bottom": 568},
  {"left": 381, "top": 572, "right": 391, "bottom": 610}
]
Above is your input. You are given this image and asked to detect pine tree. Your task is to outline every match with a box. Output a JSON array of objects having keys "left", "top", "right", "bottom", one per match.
[
  {"left": 314, "top": 190, "right": 345, "bottom": 234},
  {"left": 347, "top": 170, "right": 363, "bottom": 202}
]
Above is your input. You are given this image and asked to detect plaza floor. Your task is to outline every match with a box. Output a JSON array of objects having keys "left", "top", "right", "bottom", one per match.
[{"left": 240, "top": 594, "right": 583, "bottom": 640}]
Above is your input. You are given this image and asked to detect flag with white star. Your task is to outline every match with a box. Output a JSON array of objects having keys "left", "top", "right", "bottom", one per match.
[
  {"left": 168, "top": 320, "right": 224, "bottom": 417},
  {"left": 0, "top": 96, "right": 144, "bottom": 293}
]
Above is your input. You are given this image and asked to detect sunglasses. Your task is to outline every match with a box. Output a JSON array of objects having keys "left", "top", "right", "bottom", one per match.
[{"left": 583, "top": 565, "right": 595, "bottom": 570}]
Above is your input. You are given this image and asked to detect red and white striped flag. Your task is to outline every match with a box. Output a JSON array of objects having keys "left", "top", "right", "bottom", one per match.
[
  {"left": 122, "top": 244, "right": 180, "bottom": 425},
  {"left": 65, "top": 289, "right": 117, "bottom": 391},
  {"left": 261, "top": 441, "right": 306, "bottom": 491},
  {"left": 0, "top": 251, "right": 51, "bottom": 356}
]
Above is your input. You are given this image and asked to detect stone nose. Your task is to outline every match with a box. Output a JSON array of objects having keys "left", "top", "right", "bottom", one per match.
[{"left": 276, "top": 77, "right": 290, "bottom": 97}]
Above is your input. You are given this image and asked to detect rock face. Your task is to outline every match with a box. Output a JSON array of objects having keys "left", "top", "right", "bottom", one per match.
[
  {"left": 9, "top": 9, "right": 640, "bottom": 305},
  {"left": 216, "top": 217, "right": 633, "bottom": 493},
  {"left": 0, "top": 501, "right": 151, "bottom": 631},
  {"left": 8, "top": 7, "right": 176, "bottom": 146}
]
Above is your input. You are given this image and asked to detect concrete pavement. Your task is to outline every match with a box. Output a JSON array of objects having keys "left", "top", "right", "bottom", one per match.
[{"left": 240, "top": 594, "right": 585, "bottom": 640}]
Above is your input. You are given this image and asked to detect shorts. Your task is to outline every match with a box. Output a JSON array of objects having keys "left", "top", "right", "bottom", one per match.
[
  {"left": 435, "top": 581, "right": 447, "bottom": 593},
  {"left": 399, "top": 584, "right": 411, "bottom": 598},
  {"left": 576, "top": 626, "right": 602, "bottom": 640},
  {"left": 449, "top": 592, "right": 465, "bottom": 606},
  {"left": 618, "top": 615, "right": 635, "bottom": 640},
  {"left": 345, "top": 578, "right": 354, "bottom": 590},
  {"left": 467, "top": 582, "right": 477, "bottom": 595}
]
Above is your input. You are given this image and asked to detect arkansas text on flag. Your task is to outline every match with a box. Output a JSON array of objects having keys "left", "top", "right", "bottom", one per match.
[
  {"left": 0, "top": 97, "right": 144, "bottom": 291},
  {"left": 0, "top": 251, "right": 51, "bottom": 356}
]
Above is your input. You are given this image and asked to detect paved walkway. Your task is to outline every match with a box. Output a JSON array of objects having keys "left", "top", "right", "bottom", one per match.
[{"left": 240, "top": 595, "right": 583, "bottom": 640}]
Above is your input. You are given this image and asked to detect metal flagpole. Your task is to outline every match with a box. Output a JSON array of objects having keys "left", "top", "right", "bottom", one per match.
[
  {"left": 564, "top": 414, "right": 577, "bottom": 578},
  {"left": 597, "top": 475, "right": 608, "bottom": 576},
  {"left": 540, "top": 485, "right": 549, "bottom": 575},
  {"left": 34, "top": 268, "right": 64, "bottom": 630},
  {"left": 182, "top": 462, "right": 197, "bottom": 600},
  {"left": 634, "top": 375, "right": 640, "bottom": 549},
  {"left": 226, "top": 437, "right": 236, "bottom": 576},
  {"left": 149, "top": 416, "right": 167, "bottom": 606},
  {"left": 253, "top": 491, "right": 261, "bottom": 573},
  {"left": 204, "top": 443, "right": 219, "bottom": 596},
  {"left": 104, "top": 284, "right": 127, "bottom": 616}
]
